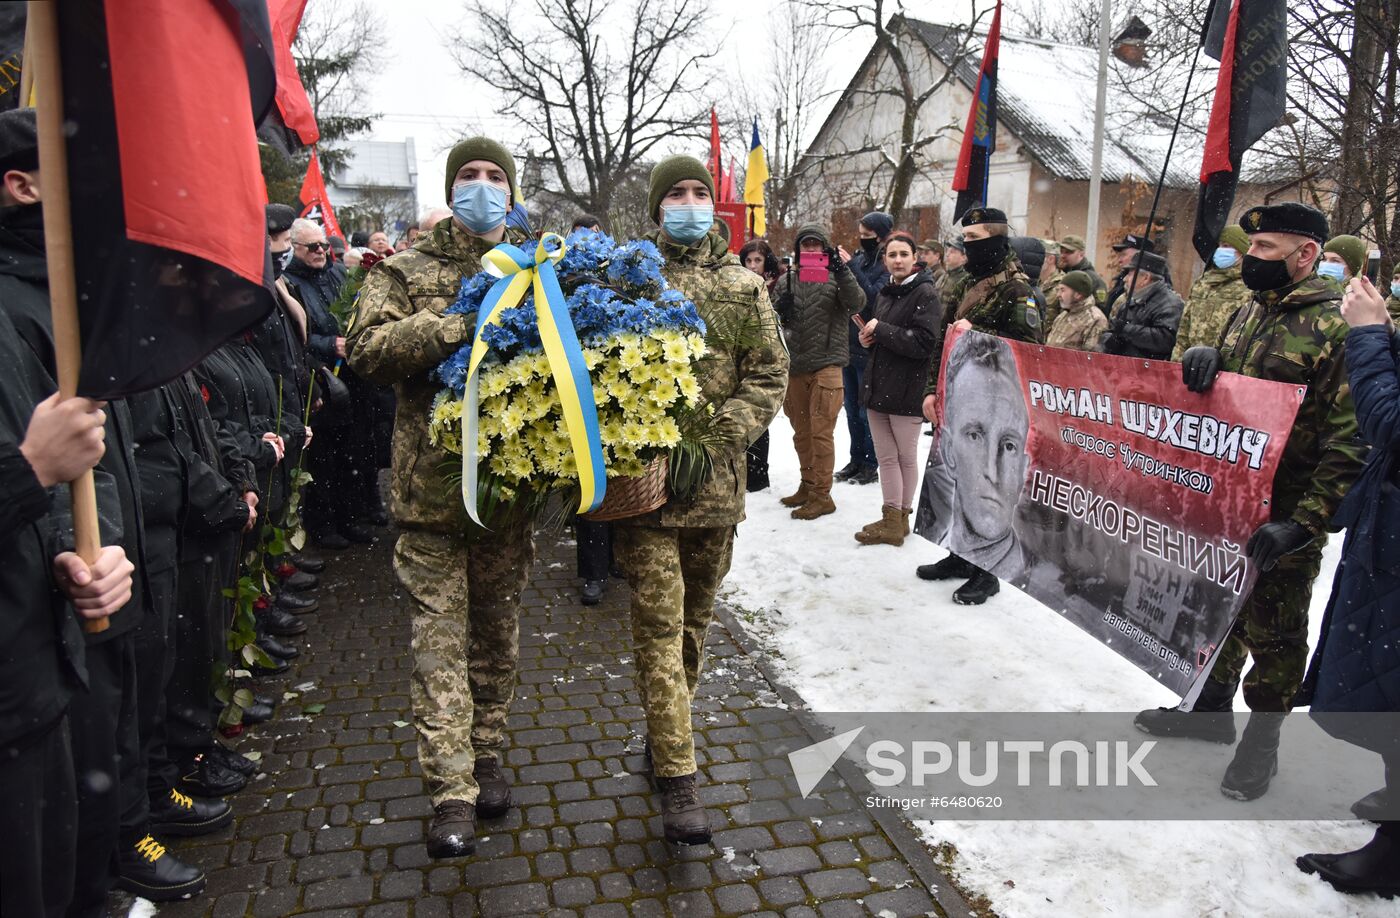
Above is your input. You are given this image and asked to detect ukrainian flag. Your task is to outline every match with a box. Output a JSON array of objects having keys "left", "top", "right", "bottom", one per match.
[{"left": 744, "top": 118, "right": 769, "bottom": 236}]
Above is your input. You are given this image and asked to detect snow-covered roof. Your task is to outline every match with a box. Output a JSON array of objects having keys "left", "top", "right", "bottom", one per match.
[
  {"left": 330, "top": 139, "right": 419, "bottom": 190},
  {"left": 905, "top": 18, "right": 1276, "bottom": 188}
]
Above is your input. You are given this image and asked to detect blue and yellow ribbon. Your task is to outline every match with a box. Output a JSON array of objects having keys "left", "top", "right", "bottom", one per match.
[{"left": 461, "top": 233, "right": 607, "bottom": 526}]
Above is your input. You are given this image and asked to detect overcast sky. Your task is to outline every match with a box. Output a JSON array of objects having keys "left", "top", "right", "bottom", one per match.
[{"left": 357, "top": 0, "right": 903, "bottom": 209}]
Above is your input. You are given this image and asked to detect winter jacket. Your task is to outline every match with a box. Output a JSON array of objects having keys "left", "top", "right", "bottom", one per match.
[
  {"left": 194, "top": 337, "right": 292, "bottom": 513},
  {"left": 250, "top": 280, "right": 311, "bottom": 452},
  {"left": 632, "top": 230, "right": 789, "bottom": 527},
  {"left": 1218, "top": 274, "right": 1365, "bottom": 536},
  {"left": 0, "top": 211, "right": 150, "bottom": 646},
  {"left": 1298, "top": 326, "right": 1400, "bottom": 733},
  {"left": 1101, "top": 279, "right": 1183, "bottom": 360},
  {"left": 1171, "top": 264, "right": 1251, "bottom": 360},
  {"left": 1046, "top": 300, "right": 1108, "bottom": 352},
  {"left": 776, "top": 223, "right": 865, "bottom": 375},
  {"left": 860, "top": 273, "right": 942, "bottom": 416},
  {"left": 0, "top": 306, "right": 86, "bottom": 745},
  {"left": 282, "top": 258, "right": 349, "bottom": 366},
  {"left": 848, "top": 242, "right": 890, "bottom": 367}
]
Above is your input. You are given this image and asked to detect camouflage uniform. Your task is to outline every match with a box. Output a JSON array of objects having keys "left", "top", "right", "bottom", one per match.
[
  {"left": 1041, "top": 269, "right": 1065, "bottom": 329},
  {"left": 1046, "top": 299, "right": 1108, "bottom": 351},
  {"left": 346, "top": 219, "right": 536, "bottom": 805},
  {"left": 926, "top": 252, "right": 1042, "bottom": 394},
  {"left": 938, "top": 265, "right": 970, "bottom": 316},
  {"left": 1387, "top": 295, "right": 1400, "bottom": 325},
  {"left": 1209, "top": 275, "right": 1366, "bottom": 711},
  {"left": 615, "top": 230, "right": 788, "bottom": 778},
  {"left": 1060, "top": 256, "right": 1109, "bottom": 314},
  {"left": 1170, "top": 263, "right": 1250, "bottom": 361}
]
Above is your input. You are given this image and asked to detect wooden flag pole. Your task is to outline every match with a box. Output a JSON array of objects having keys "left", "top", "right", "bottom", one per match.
[{"left": 28, "top": 0, "right": 108, "bottom": 634}]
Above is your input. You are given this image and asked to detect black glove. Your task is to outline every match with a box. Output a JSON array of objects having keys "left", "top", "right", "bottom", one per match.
[
  {"left": 1245, "top": 520, "right": 1313, "bottom": 572},
  {"left": 775, "top": 291, "right": 795, "bottom": 322},
  {"left": 1181, "top": 346, "right": 1223, "bottom": 393},
  {"left": 825, "top": 245, "right": 846, "bottom": 273}
]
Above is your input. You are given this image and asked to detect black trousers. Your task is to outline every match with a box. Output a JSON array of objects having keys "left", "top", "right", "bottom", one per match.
[
  {"left": 166, "top": 535, "right": 238, "bottom": 767},
  {"left": 576, "top": 516, "right": 613, "bottom": 582},
  {"left": 67, "top": 634, "right": 140, "bottom": 917},
  {"left": 746, "top": 429, "right": 771, "bottom": 491},
  {"left": 134, "top": 565, "right": 179, "bottom": 804},
  {"left": 305, "top": 418, "right": 377, "bottom": 532},
  {"left": 0, "top": 716, "right": 77, "bottom": 918}
]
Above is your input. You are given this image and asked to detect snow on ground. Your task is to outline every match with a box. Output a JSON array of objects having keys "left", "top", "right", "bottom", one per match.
[{"left": 723, "top": 411, "right": 1389, "bottom": 918}]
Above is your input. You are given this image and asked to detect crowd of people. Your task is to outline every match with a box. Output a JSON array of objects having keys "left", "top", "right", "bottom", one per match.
[{"left": 6, "top": 98, "right": 1400, "bottom": 918}]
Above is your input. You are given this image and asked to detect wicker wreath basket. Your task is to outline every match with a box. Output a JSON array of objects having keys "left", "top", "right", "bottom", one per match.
[{"left": 582, "top": 455, "right": 670, "bottom": 522}]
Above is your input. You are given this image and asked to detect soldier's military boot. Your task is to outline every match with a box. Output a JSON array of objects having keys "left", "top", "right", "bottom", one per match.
[
  {"left": 657, "top": 773, "right": 712, "bottom": 845},
  {"left": 952, "top": 569, "right": 1000, "bottom": 605},
  {"left": 917, "top": 554, "right": 977, "bottom": 581},
  {"left": 1134, "top": 677, "right": 1237, "bottom": 744},
  {"left": 792, "top": 493, "right": 836, "bottom": 520},
  {"left": 473, "top": 755, "right": 511, "bottom": 819},
  {"left": 780, "top": 483, "right": 810, "bottom": 507},
  {"left": 427, "top": 800, "right": 476, "bottom": 858},
  {"left": 1220, "top": 712, "right": 1284, "bottom": 801}
]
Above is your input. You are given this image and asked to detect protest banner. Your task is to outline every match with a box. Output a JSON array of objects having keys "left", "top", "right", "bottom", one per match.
[{"left": 915, "top": 328, "right": 1304, "bottom": 703}]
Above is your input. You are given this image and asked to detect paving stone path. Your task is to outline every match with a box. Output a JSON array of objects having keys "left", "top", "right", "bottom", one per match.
[{"left": 133, "top": 528, "right": 973, "bottom": 918}]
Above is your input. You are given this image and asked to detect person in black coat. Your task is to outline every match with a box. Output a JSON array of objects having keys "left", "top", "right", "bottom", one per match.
[
  {"left": 1296, "top": 275, "right": 1400, "bottom": 897},
  {"left": 854, "top": 233, "right": 942, "bottom": 547},
  {"left": 283, "top": 217, "right": 383, "bottom": 547},
  {"left": 833, "top": 210, "right": 891, "bottom": 485},
  {"left": 1101, "top": 251, "right": 1184, "bottom": 360}
]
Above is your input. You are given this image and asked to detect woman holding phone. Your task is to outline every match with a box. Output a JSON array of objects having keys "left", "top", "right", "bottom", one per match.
[{"left": 855, "top": 232, "right": 942, "bottom": 546}]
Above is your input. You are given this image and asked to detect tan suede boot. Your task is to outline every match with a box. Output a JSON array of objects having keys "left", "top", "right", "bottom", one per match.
[
  {"left": 780, "top": 483, "right": 810, "bottom": 507},
  {"left": 855, "top": 505, "right": 905, "bottom": 546},
  {"left": 792, "top": 493, "right": 836, "bottom": 519},
  {"left": 901, "top": 507, "right": 912, "bottom": 536}
]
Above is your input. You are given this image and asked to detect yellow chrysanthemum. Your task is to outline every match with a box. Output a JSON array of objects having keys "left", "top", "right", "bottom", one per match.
[{"left": 677, "top": 374, "right": 701, "bottom": 404}]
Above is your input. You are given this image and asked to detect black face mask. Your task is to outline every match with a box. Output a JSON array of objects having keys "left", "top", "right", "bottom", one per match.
[
  {"left": 1240, "top": 249, "right": 1300, "bottom": 292},
  {"left": 964, "top": 234, "right": 1009, "bottom": 278},
  {"left": 271, "top": 247, "right": 291, "bottom": 279},
  {"left": 859, "top": 237, "right": 879, "bottom": 255}
]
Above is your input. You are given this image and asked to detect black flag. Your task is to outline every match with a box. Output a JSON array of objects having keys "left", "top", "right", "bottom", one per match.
[{"left": 1192, "top": 0, "right": 1288, "bottom": 263}]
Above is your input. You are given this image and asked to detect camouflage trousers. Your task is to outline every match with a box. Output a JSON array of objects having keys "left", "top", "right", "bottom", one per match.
[
  {"left": 392, "top": 520, "right": 535, "bottom": 805},
  {"left": 614, "top": 524, "right": 735, "bottom": 778},
  {"left": 1208, "top": 538, "right": 1325, "bottom": 712}
]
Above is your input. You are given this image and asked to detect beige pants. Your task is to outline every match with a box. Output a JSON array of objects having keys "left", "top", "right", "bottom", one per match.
[{"left": 783, "top": 365, "right": 844, "bottom": 497}]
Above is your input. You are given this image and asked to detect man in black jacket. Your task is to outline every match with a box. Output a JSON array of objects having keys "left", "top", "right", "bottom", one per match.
[
  {"left": 0, "top": 303, "right": 125, "bottom": 918},
  {"left": 283, "top": 217, "right": 381, "bottom": 548},
  {"left": 834, "top": 211, "right": 892, "bottom": 485},
  {"left": 1101, "top": 251, "right": 1184, "bottom": 360}
]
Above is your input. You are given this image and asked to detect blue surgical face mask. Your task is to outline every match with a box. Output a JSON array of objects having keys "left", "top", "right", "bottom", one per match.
[
  {"left": 1391, "top": 281, "right": 1400, "bottom": 299},
  {"left": 1317, "top": 261, "right": 1347, "bottom": 282},
  {"left": 661, "top": 204, "right": 715, "bottom": 245},
  {"left": 451, "top": 180, "right": 508, "bottom": 234},
  {"left": 1212, "top": 247, "right": 1238, "bottom": 269}
]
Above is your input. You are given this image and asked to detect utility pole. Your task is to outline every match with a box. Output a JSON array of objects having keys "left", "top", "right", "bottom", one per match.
[{"left": 1087, "top": 0, "right": 1112, "bottom": 263}]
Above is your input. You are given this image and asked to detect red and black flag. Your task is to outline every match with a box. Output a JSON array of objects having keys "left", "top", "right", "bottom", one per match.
[
  {"left": 56, "top": 0, "right": 278, "bottom": 399},
  {"left": 298, "top": 147, "right": 345, "bottom": 243},
  {"left": 951, "top": 0, "right": 1002, "bottom": 223},
  {"left": 258, "top": 0, "right": 318, "bottom": 154},
  {"left": 1191, "top": 0, "right": 1288, "bottom": 262},
  {"left": 0, "top": 2, "right": 25, "bottom": 112}
]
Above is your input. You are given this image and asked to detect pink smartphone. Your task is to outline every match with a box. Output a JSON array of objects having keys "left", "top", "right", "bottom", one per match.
[{"left": 798, "top": 251, "right": 830, "bottom": 283}]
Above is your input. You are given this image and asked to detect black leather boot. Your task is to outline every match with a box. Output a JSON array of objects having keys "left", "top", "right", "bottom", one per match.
[
  {"left": 149, "top": 788, "right": 233, "bottom": 837},
  {"left": 581, "top": 579, "right": 605, "bottom": 606},
  {"left": 473, "top": 755, "right": 512, "bottom": 819},
  {"left": 275, "top": 591, "right": 319, "bottom": 614},
  {"left": 657, "top": 773, "right": 711, "bottom": 845},
  {"left": 427, "top": 800, "right": 476, "bottom": 858},
  {"left": 1134, "top": 677, "right": 1238, "bottom": 744},
  {"left": 257, "top": 632, "right": 300, "bottom": 660},
  {"left": 279, "top": 570, "right": 319, "bottom": 593},
  {"left": 179, "top": 756, "right": 246, "bottom": 796},
  {"left": 1220, "top": 712, "right": 1284, "bottom": 801},
  {"left": 1298, "top": 824, "right": 1400, "bottom": 897},
  {"left": 117, "top": 834, "right": 206, "bottom": 901},
  {"left": 257, "top": 605, "right": 307, "bottom": 637},
  {"left": 207, "top": 745, "right": 258, "bottom": 776},
  {"left": 291, "top": 552, "right": 326, "bottom": 573},
  {"left": 339, "top": 522, "right": 376, "bottom": 544},
  {"left": 952, "top": 569, "right": 1000, "bottom": 605},
  {"left": 917, "top": 554, "right": 977, "bottom": 581}
]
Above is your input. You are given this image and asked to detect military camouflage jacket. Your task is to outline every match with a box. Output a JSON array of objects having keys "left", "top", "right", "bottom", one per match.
[
  {"left": 925, "top": 254, "right": 1042, "bottom": 396},
  {"left": 346, "top": 219, "right": 524, "bottom": 533},
  {"left": 1046, "top": 302, "right": 1107, "bottom": 352},
  {"left": 1218, "top": 275, "right": 1366, "bottom": 535},
  {"left": 1171, "top": 264, "right": 1251, "bottom": 361},
  {"left": 1387, "top": 295, "right": 1400, "bottom": 325},
  {"left": 1041, "top": 269, "right": 1066, "bottom": 328},
  {"left": 629, "top": 230, "right": 789, "bottom": 529}
]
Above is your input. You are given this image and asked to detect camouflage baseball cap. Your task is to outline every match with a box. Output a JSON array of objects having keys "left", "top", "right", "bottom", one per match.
[{"left": 1059, "top": 234, "right": 1086, "bottom": 252}]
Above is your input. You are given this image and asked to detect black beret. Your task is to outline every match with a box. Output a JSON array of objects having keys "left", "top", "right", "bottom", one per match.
[
  {"left": 1240, "top": 202, "right": 1329, "bottom": 244},
  {"left": 961, "top": 207, "right": 1007, "bottom": 227},
  {"left": 265, "top": 203, "right": 297, "bottom": 235},
  {"left": 1111, "top": 232, "right": 1156, "bottom": 252},
  {"left": 0, "top": 107, "right": 38, "bottom": 176},
  {"left": 1130, "top": 251, "right": 1168, "bottom": 276}
]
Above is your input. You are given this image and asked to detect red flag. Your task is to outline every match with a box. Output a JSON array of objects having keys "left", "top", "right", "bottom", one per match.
[
  {"left": 298, "top": 148, "right": 344, "bottom": 242},
  {"left": 268, "top": 0, "right": 317, "bottom": 146},
  {"left": 721, "top": 155, "right": 737, "bottom": 203},
  {"left": 951, "top": 0, "right": 1002, "bottom": 221},
  {"left": 709, "top": 107, "right": 723, "bottom": 191}
]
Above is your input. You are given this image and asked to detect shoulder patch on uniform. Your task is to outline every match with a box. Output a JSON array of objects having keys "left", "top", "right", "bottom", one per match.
[{"left": 1025, "top": 300, "right": 1040, "bottom": 328}]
